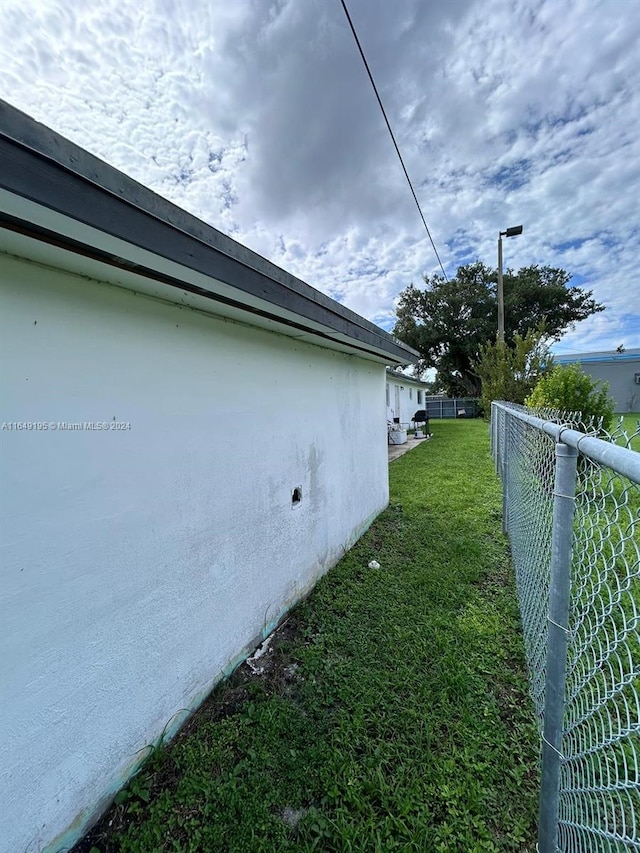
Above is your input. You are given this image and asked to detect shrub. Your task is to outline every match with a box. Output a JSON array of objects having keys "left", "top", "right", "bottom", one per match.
[{"left": 525, "top": 363, "right": 615, "bottom": 429}]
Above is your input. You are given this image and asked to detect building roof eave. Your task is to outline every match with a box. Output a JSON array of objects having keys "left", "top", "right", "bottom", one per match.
[
  {"left": 0, "top": 101, "right": 419, "bottom": 366},
  {"left": 385, "top": 368, "right": 431, "bottom": 388},
  {"left": 554, "top": 349, "right": 640, "bottom": 365}
]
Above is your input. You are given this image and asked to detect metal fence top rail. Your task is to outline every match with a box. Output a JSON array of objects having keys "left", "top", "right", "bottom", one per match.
[{"left": 493, "top": 402, "right": 640, "bottom": 484}]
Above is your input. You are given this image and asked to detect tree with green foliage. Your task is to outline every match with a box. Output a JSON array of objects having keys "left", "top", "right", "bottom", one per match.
[
  {"left": 475, "top": 325, "right": 553, "bottom": 414},
  {"left": 526, "top": 363, "right": 615, "bottom": 429},
  {"left": 393, "top": 262, "right": 604, "bottom": 396}
]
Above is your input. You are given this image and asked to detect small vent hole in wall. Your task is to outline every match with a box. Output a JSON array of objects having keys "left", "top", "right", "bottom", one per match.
[{"left": 291, "top": 486, "right": 302, "bottom": 507}]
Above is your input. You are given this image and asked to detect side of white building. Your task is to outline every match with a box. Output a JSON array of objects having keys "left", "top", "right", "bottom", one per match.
[
  {"left": 0, "top": 103, "right": 418, "bottom": 853},
  {"left": 554, "top": 349, "right": 640, "bottom": 413},
  {"left": 386, "top": 370, "right": 431, "bottom": 426}
]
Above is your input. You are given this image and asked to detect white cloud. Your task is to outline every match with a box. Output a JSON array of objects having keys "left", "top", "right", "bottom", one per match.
[{"left": 0, "top": 0, "right": 638, "bottom": 351}]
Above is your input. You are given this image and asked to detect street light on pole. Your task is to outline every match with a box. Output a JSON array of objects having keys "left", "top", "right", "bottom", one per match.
[{"left": 497, "top": 225, "right": 523, "bottom": 343}]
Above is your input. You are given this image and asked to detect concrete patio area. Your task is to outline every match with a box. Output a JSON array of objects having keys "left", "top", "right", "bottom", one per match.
[{"left": 388, "top": 434, "right": 430, "bottom": 462}]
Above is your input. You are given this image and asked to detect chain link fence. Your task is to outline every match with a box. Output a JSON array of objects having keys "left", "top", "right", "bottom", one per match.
[{"left": 491, "top": 402, "right": 640, "bottom": 853}]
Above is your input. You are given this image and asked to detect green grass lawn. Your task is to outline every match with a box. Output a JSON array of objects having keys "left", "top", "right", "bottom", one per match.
[
  {"left": 76, "top": 420, "right": 539, "bottom": 853},
  {"left": 615, "top": 412, "right": 640, "bottom": 452}
]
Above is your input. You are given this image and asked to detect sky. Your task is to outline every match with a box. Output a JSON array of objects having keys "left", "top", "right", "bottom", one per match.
[{"left": 1, "top": 0, "right": 638, "bottom": 356}]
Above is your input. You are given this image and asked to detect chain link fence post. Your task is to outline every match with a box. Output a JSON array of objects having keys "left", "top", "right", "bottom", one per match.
[
  {"left": 500, "top": 412, "right": 511, "bottom": 533},
  {"left": 537, "top": 441, "right": 578, "bottom": 853},
  {"left": 492, "top": 402, "right": 499, "bottom": 474}
]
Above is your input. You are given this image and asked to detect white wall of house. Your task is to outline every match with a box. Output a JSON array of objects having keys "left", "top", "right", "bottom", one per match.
[
  {"left": 386, "top": 377, "right": 428, "bottom": 425},
  {"left": 0, "top": 253, "right": 389, "bottom": 853}
]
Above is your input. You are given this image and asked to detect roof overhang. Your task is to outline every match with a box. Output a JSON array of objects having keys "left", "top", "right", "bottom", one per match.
[
  {"left": 0, "top": 101, "right": 419, "bottom": 367},
  {"left": 554, "top": 350, "right": 640, "bottom": 365},
  {"left": 386, "top": 369, "right": 431, "bottom": 388}
]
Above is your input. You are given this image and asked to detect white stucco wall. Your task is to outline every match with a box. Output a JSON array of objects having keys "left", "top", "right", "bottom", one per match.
[
  {"left": 0, "top": 252, "right": 389, "bottom": 853},
  {"left": 386, "top": 378, "right": 427, "bottom": 425}
]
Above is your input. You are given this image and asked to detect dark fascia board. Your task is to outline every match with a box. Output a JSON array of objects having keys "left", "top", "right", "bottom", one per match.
[{"left": 0, "top": 100, "right": 419, "bottom": 365}]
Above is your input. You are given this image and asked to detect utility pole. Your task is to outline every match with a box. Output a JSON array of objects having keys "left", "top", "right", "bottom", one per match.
[{"left": 497, "top": 225, "right": 523, "bottom": 343}]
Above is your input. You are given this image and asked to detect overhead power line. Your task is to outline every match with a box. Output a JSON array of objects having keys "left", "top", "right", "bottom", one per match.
[{"left": 339, "top": 0, "right": 448, "bottom": 281}]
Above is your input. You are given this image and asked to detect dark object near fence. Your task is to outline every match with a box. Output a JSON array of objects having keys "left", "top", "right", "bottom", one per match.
[{"left": 412, "top": 411, "right": 431, "bottom": 436}]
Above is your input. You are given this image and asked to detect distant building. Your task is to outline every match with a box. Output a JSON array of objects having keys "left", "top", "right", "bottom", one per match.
[
  {"left": 386, "top": 370, "right": 432, "bottom": 424},
  {"left": 554, "top": 348, "right": 640, "bottom": 412}
]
